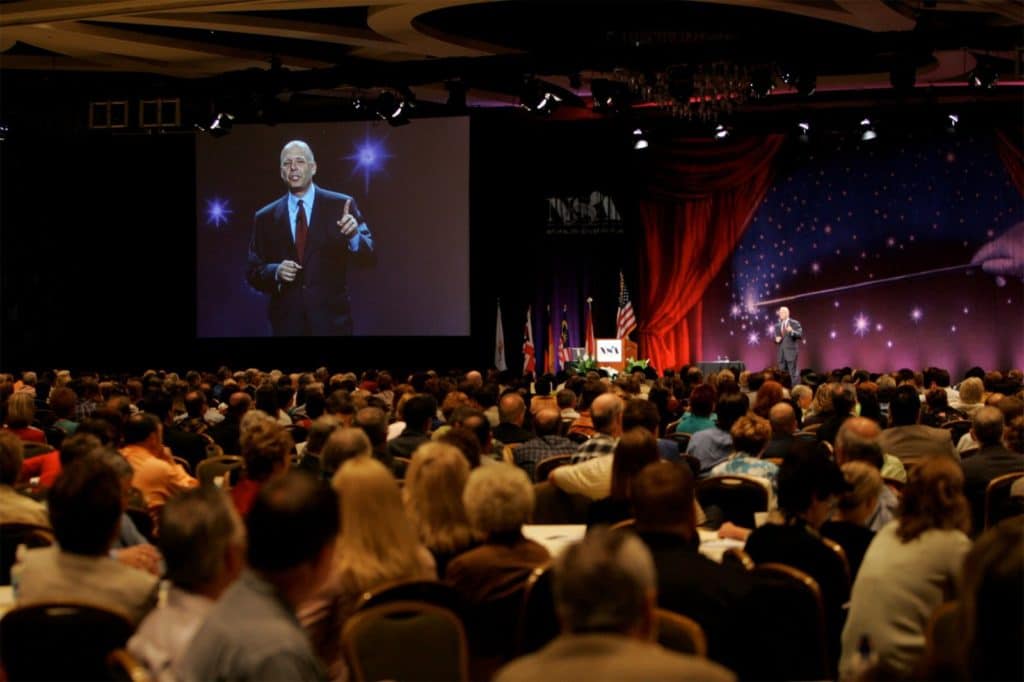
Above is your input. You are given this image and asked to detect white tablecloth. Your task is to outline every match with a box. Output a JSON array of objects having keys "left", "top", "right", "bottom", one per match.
[{"left": 522, "top": 524, "right": 744, "bottom": 562}]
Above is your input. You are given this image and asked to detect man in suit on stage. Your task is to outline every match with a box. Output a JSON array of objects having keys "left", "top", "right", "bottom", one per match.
[
  {"left": 774, "top": 306, "right": 803, "bottom": 386},
  {"left": 247, "top": 140, "right": 374, "bottom": 336}
]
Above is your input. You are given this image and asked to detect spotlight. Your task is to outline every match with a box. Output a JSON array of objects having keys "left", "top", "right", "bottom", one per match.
[
  {"left": 375, "top": 91, "right": 410, "bottom": 126},
  {"left": 968, "top": 62, "right": 997, "bottom": 89},
  {"left": 206, "top": 112, "right": 234, "bottom": 137},
  {"left": 713, "top": 123, "right": 731, "bottom": 140},
  {"left": 0, "top": 122, "right": 7, "bottom": 142},
  {"left": 591, "top": 78, "right": 632, "bottom": 113},
  {"left": 781, "top": 65, "right": 816, "bottom": 96},
  {"left": 797, "top": 121, "right": 811, "bottom": 142},
  {"left": 749, "top": 67, "right": 775, "bottom": 99},
  {"left": 945, "top": 113, "right": 959, "bottom": 133},
  {"left": 859, "top": 117, "right": 877, "bottom": 141},
  {"left": 632, "top": 127, "right": 649, "bottom": 150},
  {"left": 519, "top": 78, "right": 561, "bottom": 114},
  {"left": 445, "top": 80, "right": 467, "bottom": 111}
]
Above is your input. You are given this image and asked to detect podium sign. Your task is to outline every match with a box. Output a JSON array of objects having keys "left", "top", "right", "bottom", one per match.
[{"left": 596, "top": 339, "right": 622, "bottom": 363}]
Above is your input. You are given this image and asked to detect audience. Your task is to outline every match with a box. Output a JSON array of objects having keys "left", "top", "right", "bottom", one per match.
[
  {"left": 3, "top": 391, "right": 46, "bottom": 443},
  {"left": 571, "top": 393, "right": 624, "bottom": 462},
  {"left": 763, "top": 401, "right": 797, "bottom": 459},
  {"left": 819, "top": 460, "right": 880, "bottom": 580},
  {"left": 120, "top": 412, "right": 198, "bottom": 517},
  {"left": 493, "top": 392, "right": 533, "bottom": 445},
  {"left": 514, "top": 407, "right": 575, "bottom": 480},
  {"left": 0, "top": 431, "right": 48, "bottom": 526},
  {"left": 840, "top": 456, "right": 972, "bottom": 679},
  {"left": 295, "top": 415, "right": 343, "bottom": 481},
  {"left": 961, "top": 406, "right": 1021, "bottom": 534},
  {"left": 128, "top": 487, "right": 246, "bottom": 681},
  {"left": 181, "top": 472, "right": 340, "bottom": 681},
  {"left": 878, "top": 385, "right": 959, "bottom": 464},
  {"left": 387, "top": 393, "right": 436, "bottom": 457},
  {"left": 685, "top": 392, "right": 749, "bottom": 475},
  {"left": 674, "top": 384, "right": 717, "bottom": 435},
  {"left": 708, "top": 415, "right": 778, "bottom": 498},
  {"left": 585, "top": 427, "right": 662, "bottom": 526},
  {"left": 493, "top": 527, "right": 734, "bottom": 681}
]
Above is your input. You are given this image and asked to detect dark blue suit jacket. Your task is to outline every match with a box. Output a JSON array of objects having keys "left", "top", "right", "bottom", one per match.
[{"left": 247, "top": 187, "right": 373, "bottom": 336}]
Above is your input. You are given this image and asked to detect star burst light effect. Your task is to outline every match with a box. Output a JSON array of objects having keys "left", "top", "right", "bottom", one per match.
[
  {"left": 910, "top": 307, "right": 923, "bottom": 323},
  {"left": 346, "top": 131, "right": 392, "bottom": 194},
  {"left": 205, "top": 198, "right": 232, "bottom": 228},
  {"left": 853, "top": 313, "right": 870, "bottom": 337},
  {"left": 747, "top": 331, "right": 760, "bottom": 346}
]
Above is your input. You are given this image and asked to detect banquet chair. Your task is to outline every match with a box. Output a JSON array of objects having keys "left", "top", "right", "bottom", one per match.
[
  {"left": 0, "top": 522, "right": 53, "bottom": 585},
  {"left": 534, "top": 454, "right": 573, "bottom": 482},
  {"left": 696, "top": 475, "right": 770, "bottom": 529},
  {"left": 655, "top": 609, "right": 708, "bottom": 657},
  {"left": 984, "top": 471, "right": 1024, "bottom": 530},
  {"left": 516, "top": 564, "right": 557, "bottom": 656},
  {"left": 196, "top": 455, "right": 244, "bottom": 488}
]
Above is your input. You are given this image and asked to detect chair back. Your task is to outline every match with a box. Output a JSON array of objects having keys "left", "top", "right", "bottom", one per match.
[
  {"left": 721, "top": 547, "right": 755, "bottom": 572},
  {"left": 609, "top": 518, "right": 636, "bottom": 530},
  {"left": 0, "top": 522, "right": 53, "bottom": 585},
  {"left": 984, "top": 471, "right": 1024, "bottom": 530},
  {"left": 533, "top": 454, "right": 573, "bottom": 482},
  {"left": 531, "top": 481, "right": 592, "bottom": 524},
  {"left": 663, "top": 419, "right": 681, "bottom": 437},
  {"left": 516, "top": 564, "right": 557, "bottom": 656},
  {"left": 668, "top": 432, "right": 692, "bottom": 454},
  {"left": 392, "top": 456, "right": 411, "bottom": 480},
  {"left": 679, "top": 454, "right": 702, "bottom": 479},
  {"left": 0, "top": 603, "right": 135, "bottom": 680},
  {"left": 922, "top": 601, "right": 963, "bottom": 681},
  {"left": 342, "top": 601, "right": 468, "bottom": 682},
  {"left": 696, "top": 475, "right": 770, "bottom": 528},
  {"left": 736, "top": 563, "right": 828, "bottom": 681},
  {"left": 942, "top": 419, "right": 973, "bottom": 445},
  {"left": 655, "top": 609, "right": 708, "bottom": 657},
  {"left": 195, "top": 455, "right": 244, "bottom": 487},
  {"left": 107, "top": 648, "right": 151, "bottom": 682},
  {"left": 819, "top": 536, "right": 852, "bottom": 589},
  {"left": 172, "top": 455, "right": 192, "bottom": 475},
  {"left": 354, "top": 579, "right": 464, "bottom": 618}
]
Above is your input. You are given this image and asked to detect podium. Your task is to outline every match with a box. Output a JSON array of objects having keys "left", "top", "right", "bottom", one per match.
[{"left": 595, "top": 339, "right": 639, "bottom": 373}]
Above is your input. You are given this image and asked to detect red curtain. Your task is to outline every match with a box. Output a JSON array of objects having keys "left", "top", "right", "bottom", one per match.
[{"left": 638, "top": 135, "right": 785, "bottom": 371}]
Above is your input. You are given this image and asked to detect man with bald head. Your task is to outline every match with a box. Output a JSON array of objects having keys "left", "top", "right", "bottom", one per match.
[
  {"left": 764, "top": 402, "right": 798, "bottom": 459},
  {"left": 774, "top": 306, "right": 803, "bottom": 386},
  {"left": 493, "top": 392, "right": 534, "bottom": 445},
  {"left": 247, "top": 139, "right": 375, "bottom": 336},
  {"left": 515, "top": 408, "right": 576, "bottom": 481},
  {"left": 571, "top": 393, "right": 624, "bottom": 463},
  {"left": 962, "top": 406, "right": 1021, "bottom": 534},
  {"left": 835, "top": 417, "right": 901, "bottom": 530}
]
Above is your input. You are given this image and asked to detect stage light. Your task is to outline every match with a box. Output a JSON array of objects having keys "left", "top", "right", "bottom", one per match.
[
  {"left": 968, "top": 62, "right": 997, "bottom": 89},
  {"left": 797, "top": 121, "right": 811, "bottom": 142},
  {"left": 945, "top": 113, "right": 959, "bottom": 132},
  {"left": 519, "top": 79, "right": 561, "bottom": 114},
  {"left": 749, "top": 67, "right": 775, "bottom": 99},
  {"left": 0, "top": 123, "right": 7, "bottom": 142},
  {"left": 632, "top": 128, "right": 649, "bottom": 150},
  {"left": 207, "top": 112, "right": 234, "bottom": 137},
  {"left": 591, "top": 78, "right": 632, "bottom": 113},
  {"left": 781, "top": 65, "right": 816, "bottom": 96},
  {"left": 714, "top": 123, "right": 731, "bottom": 140},
  {"left": 374, "top": 91, "right": 411, "bottom": 126},
  {"left": 859, "top": 117, "right": 877, "bottom": 141}
]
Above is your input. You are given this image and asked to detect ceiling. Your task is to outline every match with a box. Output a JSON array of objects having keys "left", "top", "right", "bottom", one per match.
[{"left": 1, "top": 0, "right": 1021, "bottom": 116}]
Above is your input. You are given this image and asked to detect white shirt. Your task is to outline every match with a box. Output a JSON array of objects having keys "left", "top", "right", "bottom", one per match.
[{"left": 129, "top": 585, "right": 215, "bottom": 682}]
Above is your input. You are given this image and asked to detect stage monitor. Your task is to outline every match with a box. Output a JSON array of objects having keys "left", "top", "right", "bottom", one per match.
[{"left": 195, "top": 117, "right": 470, "bottom": 337}]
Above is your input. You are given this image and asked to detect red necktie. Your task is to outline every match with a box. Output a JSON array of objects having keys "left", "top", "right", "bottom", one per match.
[{"left": 295, "top": 199, "right": 308, "bottom": 265}]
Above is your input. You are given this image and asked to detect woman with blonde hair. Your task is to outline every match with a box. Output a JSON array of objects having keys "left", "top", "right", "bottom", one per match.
[
  {"left": 820, "top": 461, "right": 882, "bottom": 580},
  {"left": 403, "top": 441, "right": 478, "bottom": 575},
  {"left": 3, "top": 392, "right": 46, "bottom": 443},
  {"left": 300, "top": 456, "right": 435, "bottom": 678},
  {"left": 840, "top": 456, "right": 972, "bottom": 679},
  {"left": 952, "top": 376, "right": 985, "bottom": 417}
]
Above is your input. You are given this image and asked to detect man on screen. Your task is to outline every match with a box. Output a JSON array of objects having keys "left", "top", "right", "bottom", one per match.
[
  {"left": 774, "top": 306, "right": 803, "bottom": 386},
  {"left": 247, "top": 140, "right": 374, "bottom": 336}
]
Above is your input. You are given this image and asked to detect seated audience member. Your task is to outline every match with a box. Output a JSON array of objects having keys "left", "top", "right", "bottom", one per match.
[
  {"left": 14, "top": 457, "right": 159, "bottom": 624},
  {"left": 685, "top": 392, "right": 750, "bottom": 475},
  {"left": 255, "top": 382, "right": 291, "bottom": 426},
  {"left": 129, "top": 487, "right": 245, "bottom": 681},
  {"left": 48, "top": 386, "right": 80, "bottom": 435},
  {"left": 451, "top": 407, "right": 504, "bottom": 462},
  {"left": 557, "top": 388, "right": 580, "bottom": 421},
  {"left": 878, "top": 385, "right": 959, "bottom": 464},
  {"left": 751, "top": 380, "right": 785, "bottom": 421},
  {"left": 819, "top": 461, "right": 880, "bottom": 581},
  {"left": 121, "top": 413, "right": 198, "bottom": 513},
  {"left": 954, "top": 516, "right": 1024, "bottom": 682},
  {"left": 572, "top": 394, "right": 624, "bottom": 463},
  {"left": 515, "top": 408, "right": 575, "bottom": 480},
  {"left": 178, "top": 390, "right": 212, "bottom": 437},
  {"left": 300, "top": 456, "right": 435, "bottom": 678},
  {"left": 320, "top": 427, "right": 373, "bottom": 481},
  {"left": 447, "top": 464, "right": 550, "bottom": 670},
  {"left": 855, "top": 382, "right": 886, "bottom": 430},
  {"left": 586, "top": 428, "right": 662, "bottom": 527},
  {"left": 632, "top": 461, "right": 752, "bottom": 667},
  {"left": 840, "top": 456, "right": 971, "bottom": 680},
  {"left": 493, "top": 392, "right": 534, "bottom": 445},
  {"left": 951, "top": 376, "right": 985, "bottom": 418},
  {"left": 743, "top": 449, "right": 850, "bottom": 671},
  {"left": 206, "top": 391, "right": 251, "bottom": 455},
  {"left": 816, "top": 383, "right": 857, "bottom": 446},
  {"left": 802, "top": 382, "right": 836, "bottom": 427},
  {"left": 764, "top": 402, "right": 798, "bottom": 460},
  {"left": 92, "top": 448, "right": 162, "bottom": 575},
  {"left": 493, "top": 527, "right": 734, "bottom": 682},
  {"left": 387, "top": 394, "right": 436, "bottom": 458},
  {"left": 403, "top": 441, "right": 478, "bottom": 576},
  {"left": 354, "top": 406, "right": 395, "bottom": 472},
  {"left": 0, "top": 431, "right": 48, "bottom": 526},
  {"left": 295, "top": 415, "right": 343, "bottom": 481},
  {"left": 439, "top": 429, "right": 484, "bottom": 470},
  {"left": 790, "top": 384, "right": 813, "bottom": 425},
  {"left": 17, "top": 440, "right": 61, "bottom": 488},
  {"left": 957, "top": 395, "right": 1024, "bottom": 453},
  {"left": 230, "top": 415, "right": 293, "bottom": 517},
  {"left": 920, "top": 387, "right": 967, "bottom": 427},
  {"left": 674, "top": 384, "right": 717, "bottom": 435},
  {"left": 709, "top": 415, "right": 778, "bottom": 498},
  {"left": 833, "top": 417, "right": 900, "bottom": 530},
  {"left": 621, "top": 399, "right": 677, "bottom": 462},
  {"left": 567, "top": 381, "right": 608, "bottom": 439},
  {"left": 962, "top": 406, "right": 1022, "bottom": 534},
  {"left": 180, "top": 472, "right": 340, "bottom": 681},
  {"left": 3, "top": 391, "right": 46, "bottom": 443},
  {"left": 145, "top": 392, "right": 210, "bottom": 473}
]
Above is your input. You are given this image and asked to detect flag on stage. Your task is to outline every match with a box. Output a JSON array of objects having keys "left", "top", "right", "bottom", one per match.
[
  {"left": 522, "top": 306, "right": 536, "bottom": 376},
  {"left": 544, "top": 305, "right": 555, "bottom": 375},
  {"left": 494, "top": 300, "right": 507, "bottom": 371},
  {"left": 616, "top": 271, "right": 637, "bottom": 339},
  {"left": 584, "top": 297, "right": 596, "bottom": 358},
  {"left": 558, "top": 305, "right": 572, "bottom": 367}
]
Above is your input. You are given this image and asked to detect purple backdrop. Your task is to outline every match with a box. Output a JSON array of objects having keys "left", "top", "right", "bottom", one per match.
[
  {"left": 702, "top": 132, "right": 1023, "bottom": 377},
  {"left": 195, "top": 118, "right": 470, "bottom": 337}
]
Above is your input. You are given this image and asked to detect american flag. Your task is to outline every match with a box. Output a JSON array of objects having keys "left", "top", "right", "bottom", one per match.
[
  {"left": 558, "top": 307, "right": 572, "bottom": 366},
  {"left": 616, "top": 271, "right": 637, "bottom": 339},
  {"left": 522, "top": 306, "right": 535, "bottom": 375}
]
